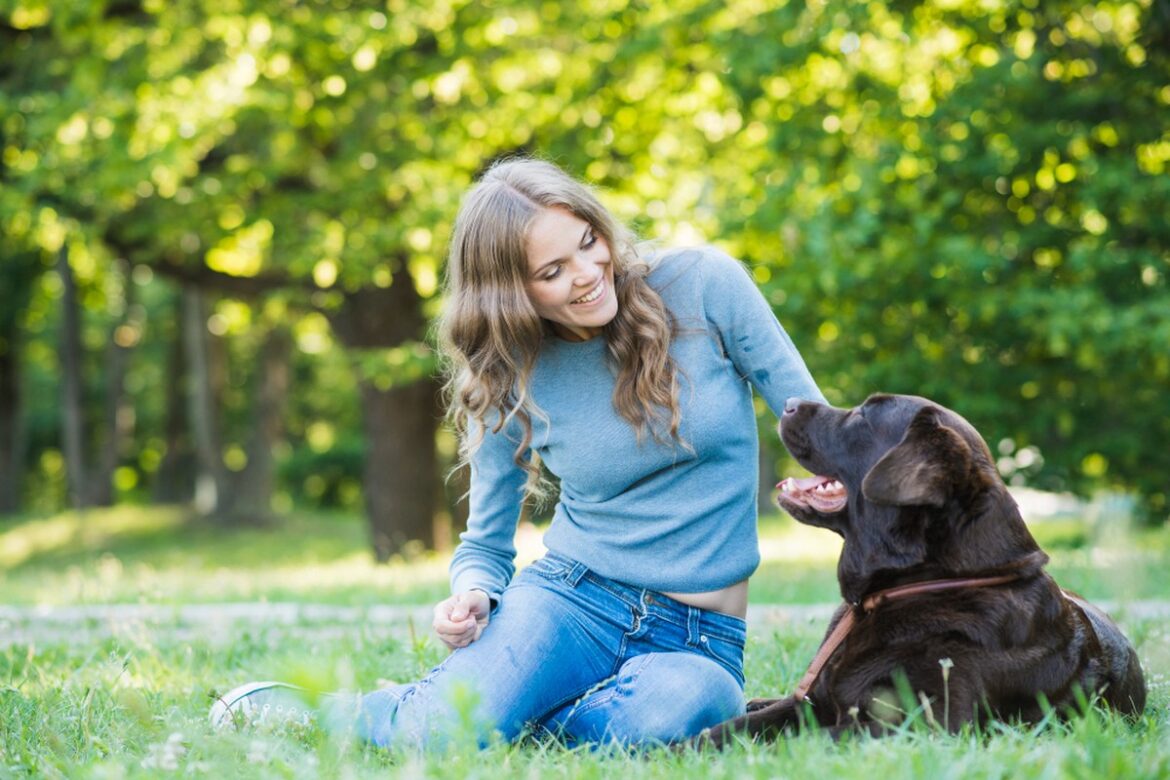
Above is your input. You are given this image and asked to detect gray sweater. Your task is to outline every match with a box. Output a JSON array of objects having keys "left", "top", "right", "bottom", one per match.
[{"left": 450, "top": 246, "right": 825, "bottom": 604}]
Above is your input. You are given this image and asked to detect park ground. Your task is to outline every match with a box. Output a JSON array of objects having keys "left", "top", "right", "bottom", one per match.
[{"left": 1, "top": 496, "right": 1168, "bottom": 778}]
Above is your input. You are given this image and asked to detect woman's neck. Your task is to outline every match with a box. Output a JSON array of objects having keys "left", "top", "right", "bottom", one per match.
[{"left": 551, "top": 322, "right": 604, "bottom": 342}]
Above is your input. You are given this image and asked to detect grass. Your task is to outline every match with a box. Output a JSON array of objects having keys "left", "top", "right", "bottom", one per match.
[
  {"left": 2, "top": 504, "right": 1167, "bottom": 607},
  {"left": 1, "top": 505, "right": 1168, "bottom": 777}
]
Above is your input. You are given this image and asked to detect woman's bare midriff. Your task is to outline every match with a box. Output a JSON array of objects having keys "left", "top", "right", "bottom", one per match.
[{"left": 663, "top": 579, "right": 748, "bottom": 619}]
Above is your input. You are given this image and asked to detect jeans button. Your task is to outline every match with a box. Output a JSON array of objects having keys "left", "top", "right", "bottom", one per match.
[{"left": 643, "top": 593, "right": 655, "bottom": 606}]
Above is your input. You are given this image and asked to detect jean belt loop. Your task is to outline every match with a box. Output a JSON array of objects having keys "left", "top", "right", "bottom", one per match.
[
  {"left": 565, "top": 561, "right": 588, "bottom": 587},
  {"left": 687, "top": 605, "right": 702, "bottom": 646}
]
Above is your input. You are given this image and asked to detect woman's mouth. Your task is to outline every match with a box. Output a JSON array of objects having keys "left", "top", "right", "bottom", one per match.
[{"left": 571, "top": 278, "right": 606, "bottom": 305}]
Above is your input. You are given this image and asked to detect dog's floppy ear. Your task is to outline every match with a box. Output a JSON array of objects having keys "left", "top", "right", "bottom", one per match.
[{"left": 862, "top": 407, "right": 972, "bottom": 507}]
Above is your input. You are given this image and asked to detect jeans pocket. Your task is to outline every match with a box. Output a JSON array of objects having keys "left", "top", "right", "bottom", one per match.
[{"left": 694, "top": 633, "right": 745, "bottom": 686}]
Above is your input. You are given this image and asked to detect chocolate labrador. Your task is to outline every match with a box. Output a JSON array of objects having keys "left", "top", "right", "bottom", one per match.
[{"left": 702, "top": 394, "right": 1146, "bottom": 745}]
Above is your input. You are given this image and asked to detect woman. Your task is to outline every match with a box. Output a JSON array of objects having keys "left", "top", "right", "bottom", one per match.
[{"left": 211, "top": 158, "right": 825, "bottom": 748}]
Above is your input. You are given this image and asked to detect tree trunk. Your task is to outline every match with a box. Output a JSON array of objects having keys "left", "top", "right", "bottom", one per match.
[
  {"left": 327, "top": 279, "right": 439, "bottom": 560},
  {"left": 89, "top": 259, "right": 135, "bottom": 506},
  {"left": 359, "top": 376, "right": 440, "bottom": 559},
  {"left": 232, "top": 325, "right": 291, "bottom": 520},
  {"left": 154, "top": 292, "right": 195, "bottom": 503},
  {"left": 57, "top": 246, "right": 90, "bottom": 509},
  {"left": 439, "top": 451, "right": 471, "bottom": 551},
  {"left": 181, "top": 285, "right": 231, "bottom": 516},
  {"left": 0, "top": 338, "right": 24, "bottom": 514},
  {"left": 0, "top": 255, "right": 43, "bottom": 515}
]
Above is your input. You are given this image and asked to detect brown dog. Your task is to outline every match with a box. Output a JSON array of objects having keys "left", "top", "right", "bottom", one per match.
[{"left": 703, "top": 394, "right": 1146, "bottom": 745}]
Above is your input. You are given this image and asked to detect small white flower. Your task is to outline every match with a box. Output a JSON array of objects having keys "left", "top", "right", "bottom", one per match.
[
  {"left": 140, "top": 732, "right": 186, "bottom": 771},
  {"left": 246, "top": 739, "right": 270, "bottom": 765}
]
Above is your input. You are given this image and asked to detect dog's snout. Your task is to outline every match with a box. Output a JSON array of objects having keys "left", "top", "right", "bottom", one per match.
[{"left": 784, "top": 397, "right": 803, "bottom": 416}]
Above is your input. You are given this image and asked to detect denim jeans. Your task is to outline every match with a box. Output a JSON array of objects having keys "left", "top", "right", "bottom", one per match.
[{"left": 330, "top": 552, "right": 747, "bottom": 749}]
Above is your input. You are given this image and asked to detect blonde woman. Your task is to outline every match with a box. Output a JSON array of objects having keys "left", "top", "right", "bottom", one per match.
[{"left": 211, "top": 158, "right": 825, "bottom": 748}]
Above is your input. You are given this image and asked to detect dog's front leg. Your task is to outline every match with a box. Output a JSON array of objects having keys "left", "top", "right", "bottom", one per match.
[
  {"left": 746, "top": 696, "right": 785, "bottom": 713},
  {"left": 694, "top": 695, "right": 803, "bottom": 748}
]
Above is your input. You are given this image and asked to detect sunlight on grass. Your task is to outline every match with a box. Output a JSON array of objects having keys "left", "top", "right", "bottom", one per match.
[
  {"left": 1, "top": 504, "right": 1169, "bottom": 607},
  {"left": 0, "top": 505, "right": 188, "bottom": 568}
]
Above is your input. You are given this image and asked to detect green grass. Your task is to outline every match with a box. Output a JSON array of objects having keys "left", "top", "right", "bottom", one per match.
[
  {"left": 1, "top": 506, "right": 1168, "bottom": 777},
  {"left": 3, "top": 505, "right": 1168, "bottom": 607},
  {"left": 2, "top": 615, "right": 1167, "bottom": 778}
]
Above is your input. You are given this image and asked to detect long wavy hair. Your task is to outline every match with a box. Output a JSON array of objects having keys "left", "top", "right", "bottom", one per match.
[{"left": 438, "top": 157, "right": 683, "bottom": 495}]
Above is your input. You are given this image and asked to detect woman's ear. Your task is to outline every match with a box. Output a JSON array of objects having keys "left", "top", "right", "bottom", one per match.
[{"left": 861, "top": 407, "right": 973, "bottom": 508}]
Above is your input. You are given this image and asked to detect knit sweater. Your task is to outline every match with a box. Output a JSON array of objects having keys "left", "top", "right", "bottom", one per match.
[{"left": 449, "top": 246, "right": 825, "bottom": 604}]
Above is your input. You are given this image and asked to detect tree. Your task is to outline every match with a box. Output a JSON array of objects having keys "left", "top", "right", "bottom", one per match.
[{"left": 718, "top": 0, "right": 1170, "bottom": 521}]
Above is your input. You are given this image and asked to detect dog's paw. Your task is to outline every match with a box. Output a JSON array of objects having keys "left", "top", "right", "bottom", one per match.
[{"left": 746, "top": 697, "right": 783, "bottom": 713}]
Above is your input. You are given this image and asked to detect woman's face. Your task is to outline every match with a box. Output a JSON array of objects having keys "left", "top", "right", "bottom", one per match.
[{"left": 524, "top": 206, "right": 617, "bottom": 341}]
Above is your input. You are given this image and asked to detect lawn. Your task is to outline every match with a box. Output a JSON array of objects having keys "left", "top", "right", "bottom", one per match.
[{"left": 1, "top": 505, "right": 1167, "bottom": 778}]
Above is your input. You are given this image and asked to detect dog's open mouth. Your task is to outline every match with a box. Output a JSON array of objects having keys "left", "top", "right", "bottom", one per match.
[{"left": 777, "top": 475, "right": 848, "bottom": 513}]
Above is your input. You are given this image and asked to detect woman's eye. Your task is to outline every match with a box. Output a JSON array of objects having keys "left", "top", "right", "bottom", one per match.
[
  {"left": 582, "top": 231, "right": 597, "bottom": 249},
  {"left": 543, "top": 265, "right": 562, "bottom": 281}
]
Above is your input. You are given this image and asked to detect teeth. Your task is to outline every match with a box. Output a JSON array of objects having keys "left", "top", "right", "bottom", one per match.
[{"left": 572, "top": 280, "right": 604, "bottom": 304}]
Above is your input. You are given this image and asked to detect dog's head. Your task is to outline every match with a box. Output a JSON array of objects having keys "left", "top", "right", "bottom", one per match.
[{"left": 777, "top": 394, "right": 1041, "bottom": 601}]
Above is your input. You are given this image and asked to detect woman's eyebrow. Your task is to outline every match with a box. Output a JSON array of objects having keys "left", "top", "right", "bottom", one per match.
[{"left": 530, "top": 226, "right": 592, "bottom": 276}]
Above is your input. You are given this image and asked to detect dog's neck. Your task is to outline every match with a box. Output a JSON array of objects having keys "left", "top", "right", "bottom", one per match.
[
  {"left": 838, "top": 490, "right": 1048, "bottom": 604},
  {"left": 840, "top": 548, "right": 1050, "bottom": 609}
]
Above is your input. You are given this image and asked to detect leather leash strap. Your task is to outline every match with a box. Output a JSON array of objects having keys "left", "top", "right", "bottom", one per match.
[{"left": 793, "top": 573, "right": 1021, "bottom": 702}]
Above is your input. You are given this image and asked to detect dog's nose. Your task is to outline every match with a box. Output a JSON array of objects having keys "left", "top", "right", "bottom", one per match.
[{"left": 784, "top": 397, "right": 802, "bottom": 416}]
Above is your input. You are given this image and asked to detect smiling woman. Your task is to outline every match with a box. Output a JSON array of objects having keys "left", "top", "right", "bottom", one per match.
[{"left": 212, "top": 157, "right": 825, "bottom": 750}]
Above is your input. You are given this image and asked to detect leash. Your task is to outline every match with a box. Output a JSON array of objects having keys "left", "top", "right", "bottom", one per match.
[{"left": 793, "top": 572, "right": 1022, "bottom": 702}]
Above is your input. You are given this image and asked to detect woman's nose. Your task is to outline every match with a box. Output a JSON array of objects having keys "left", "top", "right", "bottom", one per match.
[{"left": 569, "top": 256, "right": 597, "bottom": 283}]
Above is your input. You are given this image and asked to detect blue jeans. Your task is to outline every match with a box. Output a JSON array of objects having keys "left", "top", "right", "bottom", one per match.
[{"left": 331, "top": 552, "right": 747, "bottom": 749}]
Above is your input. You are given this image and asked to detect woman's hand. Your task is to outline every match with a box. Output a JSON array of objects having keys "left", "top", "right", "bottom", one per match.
[{"left": 432, "top": 590, "right": 491, "bottom": 650}]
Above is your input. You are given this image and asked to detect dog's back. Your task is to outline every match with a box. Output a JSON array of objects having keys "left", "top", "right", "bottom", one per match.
[{"left": 1063, "top": 592, "right": 1146, "bottom": 716}]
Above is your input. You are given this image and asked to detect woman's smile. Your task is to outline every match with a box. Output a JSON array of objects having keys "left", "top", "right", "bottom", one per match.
[{"left": 571, "top": 277, "right": 606, "bottom": 305}]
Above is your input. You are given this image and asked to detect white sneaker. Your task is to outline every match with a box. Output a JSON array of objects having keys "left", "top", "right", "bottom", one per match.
[{"left": 209, "top": 681, "right": 314, "bottom": 730}]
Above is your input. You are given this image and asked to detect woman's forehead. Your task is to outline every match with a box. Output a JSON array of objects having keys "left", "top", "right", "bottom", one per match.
[{"left": 525, "top": 207, "right": 589, "bottom": 270}]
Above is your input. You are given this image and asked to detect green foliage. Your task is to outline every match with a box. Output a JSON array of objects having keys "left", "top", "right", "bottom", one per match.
[
  {"left": 1, "top": 0, "right": 1167, "bottom": 523},
  {"left": 715, "top": 0, "right": 1170, "bottom": 520}
]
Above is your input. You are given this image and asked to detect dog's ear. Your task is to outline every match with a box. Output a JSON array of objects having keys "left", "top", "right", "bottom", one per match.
[{"left": 861, "top": 407, "right": 972, "bottom": 507}]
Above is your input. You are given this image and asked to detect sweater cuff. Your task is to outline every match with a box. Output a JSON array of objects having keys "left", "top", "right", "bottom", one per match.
[{"left": 450, "top": 570, "right": 504, "bottom": 609}]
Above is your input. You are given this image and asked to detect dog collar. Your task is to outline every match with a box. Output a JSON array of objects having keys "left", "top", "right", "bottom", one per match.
[{"left": 794, "top": 572, "right": 1024, "bottom": 704}]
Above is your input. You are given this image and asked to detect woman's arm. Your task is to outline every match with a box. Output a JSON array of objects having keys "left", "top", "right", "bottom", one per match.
[
  {"left": 699, "top": 248, "right": 826, "bottom": 413},
  {"left": 447, "top": 414, "right": 528, "bottom": 608}
]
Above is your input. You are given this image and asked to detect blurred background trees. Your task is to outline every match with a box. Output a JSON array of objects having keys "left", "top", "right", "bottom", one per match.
[{"left": 1, "top": 0, "right": 1166, "bottom": 559}]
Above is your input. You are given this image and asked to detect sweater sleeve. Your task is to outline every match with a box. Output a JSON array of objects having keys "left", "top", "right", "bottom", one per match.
[
  {"left": 698, "top": 248, "right": 826, "bottom": 414},
  {"left": 448, "top": 415, "right": 528, "bottom": 605}
]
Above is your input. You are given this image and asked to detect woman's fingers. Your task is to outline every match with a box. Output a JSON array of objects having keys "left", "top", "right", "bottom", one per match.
[{"left": 432, "top": 591, "right": 488, "bottom": 649}]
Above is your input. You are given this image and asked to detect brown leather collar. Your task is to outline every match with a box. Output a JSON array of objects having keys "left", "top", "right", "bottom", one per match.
[{"left": 793, "top": 572, "right": 1022, "bottom": 702}]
